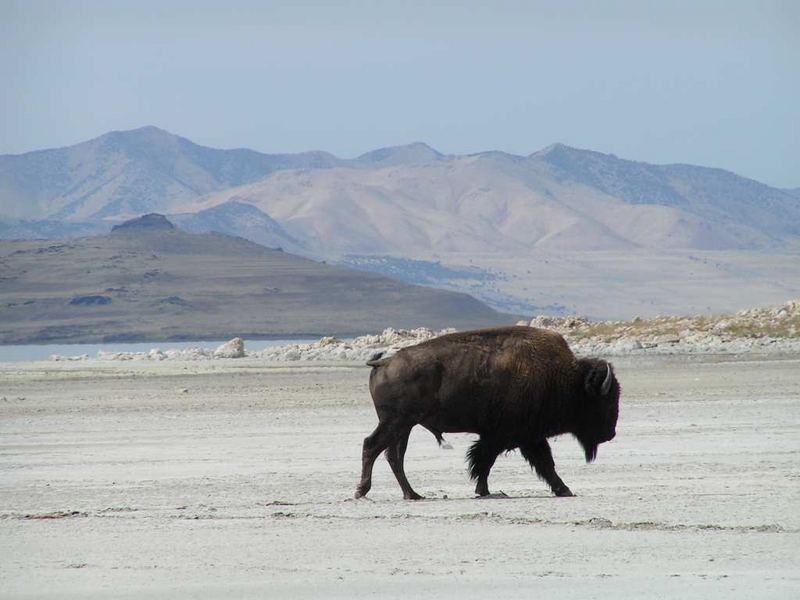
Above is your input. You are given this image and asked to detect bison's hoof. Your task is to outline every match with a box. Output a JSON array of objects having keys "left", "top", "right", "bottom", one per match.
[
  {"left": 404, "top": 492, "right": 424, "bottom": 501},
  {"left": 555, "top": 487, "right": 574, "bottom": 497},
  {"left": 354, "top": 489, "right": 367, "bottom": 499}
]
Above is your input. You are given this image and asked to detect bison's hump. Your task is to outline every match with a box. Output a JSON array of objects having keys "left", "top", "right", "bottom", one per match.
[{"left": 413, "top": 326, "right": 570, "bottom": 353}]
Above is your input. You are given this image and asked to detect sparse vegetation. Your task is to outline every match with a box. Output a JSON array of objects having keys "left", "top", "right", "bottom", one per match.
[{"left": 527, "top": 300, "right": 800, "bottom": 351}]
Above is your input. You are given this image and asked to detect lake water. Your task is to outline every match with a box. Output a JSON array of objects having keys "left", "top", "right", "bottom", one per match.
[{"left": 0, "top": 339, "right": 317, "bottom": 363}]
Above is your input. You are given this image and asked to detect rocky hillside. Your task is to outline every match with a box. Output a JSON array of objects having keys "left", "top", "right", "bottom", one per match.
[
  {"left": 260, "top": 299, "right": 800, "bottom": 361},
  {"left": 525, "top": 299, "right": 800, "bottom": 355}
]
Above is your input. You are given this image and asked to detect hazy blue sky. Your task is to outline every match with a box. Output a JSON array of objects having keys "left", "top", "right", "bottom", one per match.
[{"left": 1, "top": 0, "right": 798, "bottom": 187}]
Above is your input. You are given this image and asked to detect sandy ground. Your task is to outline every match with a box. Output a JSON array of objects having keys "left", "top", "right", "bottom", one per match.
[{"left": 1, "top": 355, "right": 799, "bottom": 598}]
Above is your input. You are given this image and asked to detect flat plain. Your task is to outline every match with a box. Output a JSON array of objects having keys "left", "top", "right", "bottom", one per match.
[{"left": 1, "top": 354, "right": 798, "bottom": 598}]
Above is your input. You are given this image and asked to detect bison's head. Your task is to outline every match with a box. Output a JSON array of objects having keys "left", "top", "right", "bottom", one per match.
[{"left": 574, "top": 358, "right": 620, "bottom": 462}]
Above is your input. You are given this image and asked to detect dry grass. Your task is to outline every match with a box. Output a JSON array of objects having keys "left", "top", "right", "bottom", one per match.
[{"left": 548, "top": 300, "right": 800, "bottom": 342}]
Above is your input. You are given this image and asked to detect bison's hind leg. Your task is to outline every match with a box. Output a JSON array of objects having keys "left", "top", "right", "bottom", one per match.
[
  {"left": 467, "top": 436, "right": 504, "bottom": 497},
  {"left": 385, "top": 425, "right": 423, "bottom": 500},
  {"left": 355, "top": 421, "right": 396, "bottom": 499}
]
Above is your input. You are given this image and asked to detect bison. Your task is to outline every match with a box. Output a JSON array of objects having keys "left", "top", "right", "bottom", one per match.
[{"left": 355, "top": 326, "right": 620, "bottom": 500}]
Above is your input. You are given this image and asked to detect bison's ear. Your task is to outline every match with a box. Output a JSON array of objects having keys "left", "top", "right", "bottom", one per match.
[{"left": 585, "top": 361, "right": 614, "bottom": 397}]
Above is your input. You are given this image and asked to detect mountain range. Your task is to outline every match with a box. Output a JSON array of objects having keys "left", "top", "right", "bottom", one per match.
[
  {"left": 2, "top": 126, "right": 798, "bottom": 253},
  {"left": 193, "top": 145, "right": 800, "bottom": 255},
  {"left": 0, "top": 126, "right": 339, "bottom": 223},
  {"left": 0, "top": 128, "right": 448, "bottom": 224},
  {"left": 1, "top": 127, "right": 798, "bottom": 319}
]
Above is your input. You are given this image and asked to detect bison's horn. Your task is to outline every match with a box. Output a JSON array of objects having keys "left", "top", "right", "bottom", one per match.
[{"left": 601, "top": 363, "right": 613, "bottom": 396}]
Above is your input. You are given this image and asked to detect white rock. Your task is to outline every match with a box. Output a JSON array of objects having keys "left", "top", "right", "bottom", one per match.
[
  {"left": 529, "top": 315, "right": 589, "bottom": 332},
  {"left": 214, "top": 337, "right": 245, "bottom": 358},
  {"left": 50, "top": 353, "right": 89, "bottom": 361},
  {"left": 148, "top": 349, "right": 167, "bottom": 360},
  {"left": 612, "top": 339, "right": 642, "bottom": 352},
  {"left": 252, "top": 327, "right": 454, "bottom": 362}
]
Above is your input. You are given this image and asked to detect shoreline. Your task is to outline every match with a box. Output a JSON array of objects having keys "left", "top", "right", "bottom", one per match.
[
  {"left": 1, "top": 333, "right": 798, "bottom": 366},
  {"left": 3, "top": 298, "right": 797, "bottom": 362}
]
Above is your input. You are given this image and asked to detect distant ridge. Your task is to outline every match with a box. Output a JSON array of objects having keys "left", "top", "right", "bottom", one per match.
[
  {"left": 170, "top": 201, "right": 305, "bottom": 254},
  {"left": 355, "top": 142, "right": 444, "bottom": 167},
  {"left": 0, "top": 126, "right": 344, "bottom": 222},
  {"left": 1, "top": 127, "right": 798, "bottom": 255},
  {"left": 0, "top": 219, "right": 512, "bottom": 344},
  {"left": 194, "top": 144, "right": 800, "bottom": 253},
  {"left": 111, "top": 213, "right": 175, "bottom": 233}
]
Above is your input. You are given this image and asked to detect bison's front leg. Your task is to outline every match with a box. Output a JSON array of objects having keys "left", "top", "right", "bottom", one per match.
[{"left": 520, "top": 440, "right": 574, "bottom": 497}]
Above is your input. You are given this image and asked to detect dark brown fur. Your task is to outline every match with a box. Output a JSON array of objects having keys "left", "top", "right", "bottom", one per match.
[{"left": 355, "top": 326, "right": 620, "bottom": 500}]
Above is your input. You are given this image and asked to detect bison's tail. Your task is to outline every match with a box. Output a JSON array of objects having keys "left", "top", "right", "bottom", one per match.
[{"left": 366, "top": 351, "right": 390, "bottom": 367}]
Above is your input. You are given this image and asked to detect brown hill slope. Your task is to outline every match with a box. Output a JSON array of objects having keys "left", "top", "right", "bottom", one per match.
[
  {"left": 192, "top": 151, "right": 795, "bottom": 254},
  {"left": 0, "top": 215, "right": 512, "bottom": 344}
]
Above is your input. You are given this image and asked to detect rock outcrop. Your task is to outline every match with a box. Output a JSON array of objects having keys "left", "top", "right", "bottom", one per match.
[
  {"left": 526, "top": 299, "right": 800, "bottom": 355},
  {"left": 214, "top": 337, "right": 245, "bottom": 358}
]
